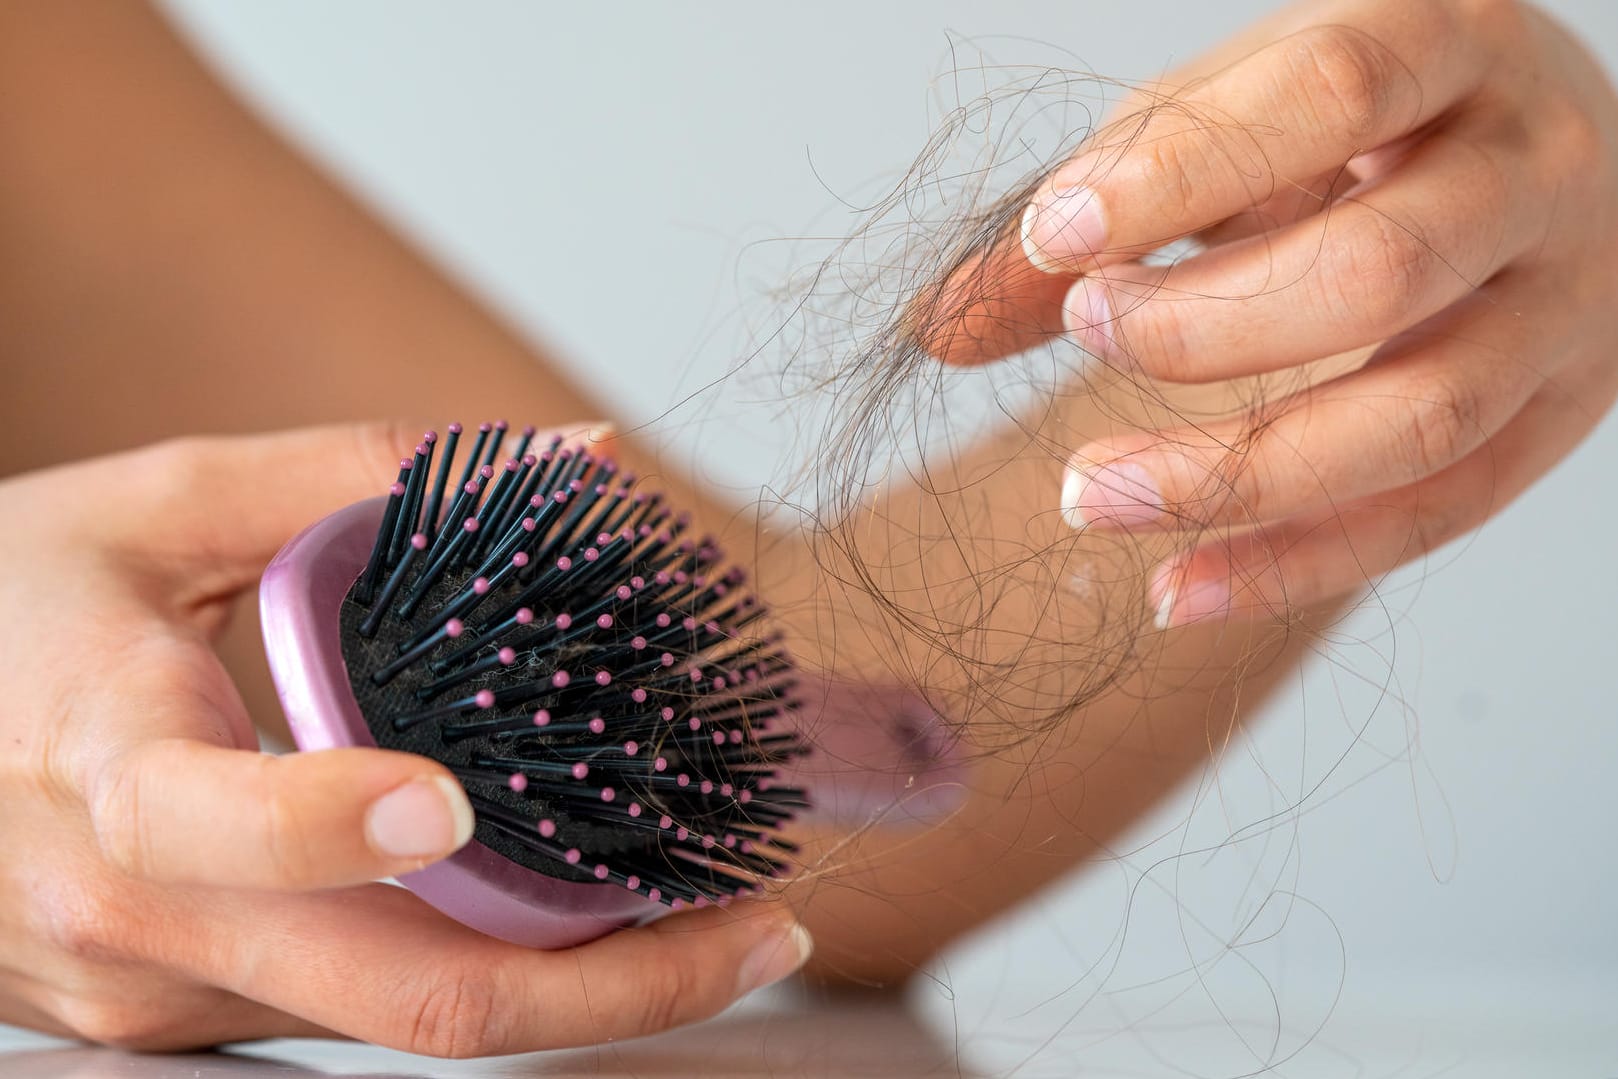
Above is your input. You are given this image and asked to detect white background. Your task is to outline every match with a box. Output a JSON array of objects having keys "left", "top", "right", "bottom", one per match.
[{"left": 56, "top": 2, "right": 1613, "bottom": 1073}]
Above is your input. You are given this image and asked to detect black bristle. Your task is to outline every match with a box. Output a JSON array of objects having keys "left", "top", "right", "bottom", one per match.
[
  {"left": 422, "top": 423, "right": 462, "bottom": 543},
  {"left": 388, "top": 441, "right": 431, "bottom": 566},
  {"left": 339, "top": 424, "right": 809, "bottom": 907}
]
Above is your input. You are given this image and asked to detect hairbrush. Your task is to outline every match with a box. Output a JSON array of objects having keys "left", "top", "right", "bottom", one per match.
[{"left": 259, "top": 422, "right": 815, "bottom": 949}]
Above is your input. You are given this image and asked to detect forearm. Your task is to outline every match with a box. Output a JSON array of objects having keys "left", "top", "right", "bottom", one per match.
[
  {"left": 777, "top": 382, "right": 1337, "bottom": 983},
  {"left": 0, "top": 1, "right": 656, "bottom": 489}
]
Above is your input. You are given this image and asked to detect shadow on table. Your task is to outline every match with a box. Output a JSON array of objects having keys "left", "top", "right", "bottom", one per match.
[{"left": 0, "top": 997, "right": 977, "bottom": 1078}]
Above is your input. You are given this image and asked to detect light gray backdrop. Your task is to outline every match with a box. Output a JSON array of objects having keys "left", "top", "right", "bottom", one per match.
[{"left": 153, "top": 3, "right": 1618, "bottom": 1073}]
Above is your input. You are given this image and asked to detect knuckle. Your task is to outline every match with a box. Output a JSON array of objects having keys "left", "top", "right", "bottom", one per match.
[
  {"left": 133, "top": 436, "right": 217, "bottom": 512},
  {"left": 1548, "top": 100, "right": 1608, "bottom": 181},
  {"left": 398, "top": 969, "right": 508, "bottom": 1058},
  {"left": 1399, "top": 374, "right": 1487, "bottom": 478},
  {"left": 1134, "top": 134, "right": 1211, "bottom": 224},
  {"left": 1320, "top": 212, "right": 1434, "bottom": 332},
  {"left": 1288, "top": 25, "right": 1404, "bottom": 145},
  {"left": 34, "top": 876, "right": 135, "bottom": 964},
  {"left": 87, "top": 758, "right": 152, "bottom": 879},
  {"left": 258, "top": 762, "right": 318, "bottom": 889},
  {"left": 55, "top": 997, "right": 166, "bottom": 1049},
  {"left": 1459, "top": 0, "right": 1527, "bottom": 41},
  {"left": 620, "top": 957, "right": 704, "bottom": 1037},
  {"left": 351, "top": 420, "right": 423, "bottom": 476}
]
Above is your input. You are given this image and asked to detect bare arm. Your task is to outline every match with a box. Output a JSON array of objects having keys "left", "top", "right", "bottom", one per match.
[{"left": 0, "top": 0, "right": 1329, "bottom": 996}]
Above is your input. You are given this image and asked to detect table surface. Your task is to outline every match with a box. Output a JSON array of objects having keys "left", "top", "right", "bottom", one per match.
[{"left": 4, "top": 983, "right": 1615, "bottom": 1079}]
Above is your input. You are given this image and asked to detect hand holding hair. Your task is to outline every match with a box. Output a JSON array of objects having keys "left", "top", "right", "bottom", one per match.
[
  {"left": 921, "top": 0, "right": 1618, "bottom": 627},
  {"left": 0, "top": 424, "right": 809, "bottom": 1054}
]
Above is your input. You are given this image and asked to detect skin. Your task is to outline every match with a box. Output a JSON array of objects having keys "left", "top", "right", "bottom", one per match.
[
  {"left": 922, "top": 0, "right": 1618, "bottom": 627},
  {"left": 0, "top": 0, "right": 1612, "bottom": 1058}
]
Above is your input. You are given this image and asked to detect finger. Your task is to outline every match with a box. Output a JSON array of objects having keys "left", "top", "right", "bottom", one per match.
[
  {"left": 1060, "top": 270, "right": 1563, "bottom": 532},
  {"left": 105, "top": 419, "right": 605, "bottom": 601},
  {"left": 192, "top": 882, "right": 811, "bottom": 1058},
  {"left": 88, "top": 738, "right": 475, "bottom": 890},
  {"left": 920, "top": 0, "right": 1499, "bottom": 365},
  {"left": 1194, "top": 168, "right": 1345, "bottom": 247},
  {"left": 1146, "top": 362, "right": 1614, "bottom": 626},
  {"left": 1021, "top": 2, "right": 1494, "bottom": 276},
  {"left": 1061, "top": 113, "right": 1545, "bottom": 382},
  {"left": 902, "top": 212, "right": 1073, "bottom": 366}
]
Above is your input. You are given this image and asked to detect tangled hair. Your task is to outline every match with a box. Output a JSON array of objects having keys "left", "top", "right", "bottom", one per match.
[
  {"left": 643, "top": 41, "right": 1478, "bottom": 1075},
  {"left": 728, "top": 58, "right": 1334, "bottom": 756}
]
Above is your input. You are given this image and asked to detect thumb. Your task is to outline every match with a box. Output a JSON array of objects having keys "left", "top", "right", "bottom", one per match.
[
  {"left": 89, "top": 738, "right": 478, "bottom": 891},
  {"left": 121, "top": 419, "right": 605, "bottom": 596}
]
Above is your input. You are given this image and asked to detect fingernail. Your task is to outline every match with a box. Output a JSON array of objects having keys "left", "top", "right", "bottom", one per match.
[
  {"left": 1061, "top": 458, "right": 1162, "bottom": 530},
  {"left": 1150, "top": 564, "right": 1232, "bottom": 629},
  {"left": 736, "top": 922, "right": 813, "bottom": 996},
  {"left": 1061, "top": 276, "right": 1117, "bottom": 359},
  {"left": 365, "top": 776, "right": 475, "bottom": 860},
  {"left": 1021, "top": 185, "right": 1106, "bottom": 274}
]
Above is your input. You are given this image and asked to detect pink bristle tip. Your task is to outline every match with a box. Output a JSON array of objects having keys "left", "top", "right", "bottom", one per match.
[
  {"left": 410, "top": 533, "right": 428, "bottom": 549},
  {"left": 538, "top": 819, "right": 557, "bottom": 838},
  {"left": 497, "top": 647, "right": 516, "bottom": 665},
  {"left": 570, "top": 762, "right": 588, "bottom": 780},
  {"left": 551, "top": 670, "right": 571, "bottom": 689},
  {"left": 444, "top": 618, "right": 465, "bottom": 637},
  {"left": 474, "top": 689, "right": 495, "bottom": 709},
  {"left": 564, "top": 849, "right": 581, "bottom": 865},
  {"left": 508, "top": 773, "right": 528, "bottom": 793},
  {"left": 532, "top": 709, "right": 550, "bottom": 726}
]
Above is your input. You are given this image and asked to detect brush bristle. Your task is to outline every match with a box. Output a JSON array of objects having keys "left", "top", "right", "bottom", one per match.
[{"left": 340, "top": 425, "right": 809, "bottom": 908}]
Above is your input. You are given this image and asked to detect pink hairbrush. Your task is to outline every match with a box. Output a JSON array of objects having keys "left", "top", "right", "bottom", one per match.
[{"left": 260, "top": 422, "right": 966, "bottom": 950}]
